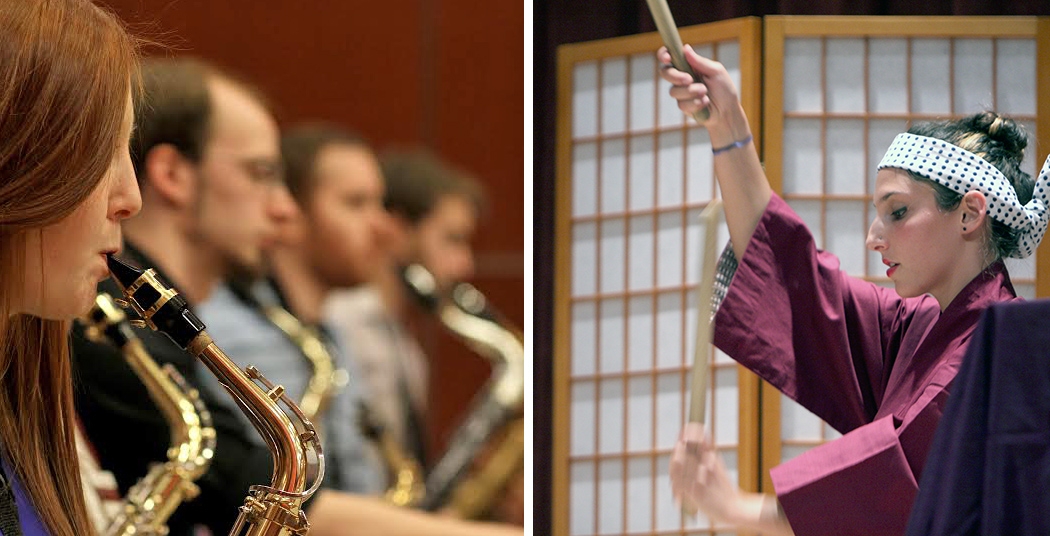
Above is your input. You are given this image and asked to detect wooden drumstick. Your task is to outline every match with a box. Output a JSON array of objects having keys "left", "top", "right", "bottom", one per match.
[
  {"left": 682, "top": 198, "right": 723, "bottom": 517},
  {"left": 643, "top": 0, "right": 710, "bottom": 123}
]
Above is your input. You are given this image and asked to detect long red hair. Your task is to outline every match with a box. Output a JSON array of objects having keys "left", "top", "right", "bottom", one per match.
[{"left": 0, "top": 1, "right": 139, "bottom": 534}]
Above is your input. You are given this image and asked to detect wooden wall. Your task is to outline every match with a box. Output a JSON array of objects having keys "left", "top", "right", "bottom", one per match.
[{"left": 100, "top": 0, "right": 525, "bottom": 466}]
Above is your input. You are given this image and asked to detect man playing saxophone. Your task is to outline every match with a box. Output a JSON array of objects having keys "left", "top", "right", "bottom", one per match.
[
  {"left": 196, "top": 123, "right": 522, "bottom": 534},
  {"left": 325, "top": 149, "right": 524, "bottom": 523},
  {"left": 72, "top": 56, "right": 520, "bottom": 536}
]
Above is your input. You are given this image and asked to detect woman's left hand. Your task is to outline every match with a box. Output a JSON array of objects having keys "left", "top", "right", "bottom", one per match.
[{"left": 669, "top": 422, "right": 741, "bottom": 522}]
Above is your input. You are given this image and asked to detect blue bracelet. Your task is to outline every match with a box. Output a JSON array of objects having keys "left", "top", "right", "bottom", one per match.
[{"left": 712, "top": 134, "right": 753, "bottom": 155}]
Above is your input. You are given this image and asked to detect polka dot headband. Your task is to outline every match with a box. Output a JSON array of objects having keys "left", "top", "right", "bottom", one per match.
[{"left": 877, "top": 132, "right": 1050, "bottom": 259}]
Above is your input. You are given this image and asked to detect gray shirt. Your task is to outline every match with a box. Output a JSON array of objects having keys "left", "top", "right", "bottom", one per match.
[{"left": 196, "top": 282, "right": 384, "bottom": 494}]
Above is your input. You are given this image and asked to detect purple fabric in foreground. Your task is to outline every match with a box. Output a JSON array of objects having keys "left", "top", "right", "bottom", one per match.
[
  {"left": 906, "top": 299, "right": 1050, "bottom": 535},
  {"left": 713, "top": 194, "right": 1018, "bottom": 535},
  {"left": 1, "top": 460, "right": 49, "bottom": 536}
]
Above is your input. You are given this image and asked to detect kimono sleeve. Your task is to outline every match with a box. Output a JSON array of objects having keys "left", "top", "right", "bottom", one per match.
[{"left": 712, "top": 194, "right": 934, "bottom": 433}]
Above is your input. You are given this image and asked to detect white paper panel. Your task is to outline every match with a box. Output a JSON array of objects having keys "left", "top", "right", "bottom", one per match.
[
  {"left": 996, "top": 39, "right": 1036, "bottom": 115},
  {"left": 783, "top": 118, "right": 823, "bottom": 195},
  {"left": 826, "top": 119, "right": 866, "bottom": 195},
  {"left": 657, "top": 71, "right": 685, "bottom": 128},
  {"left": 598, "top": 218, "right": 625, "bottom": 293},
  {"left": 911, "top": 39, "right": 951, "bottom": 114},
  {"left": 652, "top": 453, "right": 678, "bottom": 531},
  {"left": 601, "top": 57, "right": 628, "bottom": 135},
  {"left": 628, "top": 135, "right": 655, "bottom": 210},
  {"left": 1004, "top": 256, "right": 1036, "bottom": 281},
  {"left": 627, "top": 215, "right": 654, "bottom": 291},
  {"left": 714, "top": 347, "right": 732, "bottom": 365},
  {"left": 684, "top": 207, "right": 705, "bottom": 287},
  {"left": 781, "top": 393, "right": 823, "bottom": 441},
  {"left": 570, "top": 461, "right": 596, "bottom": 535},
  {"left": 781, "top": 444, "right": 814, "bottom": 465},
  {"left": 868, "top": 39, "right": 908, "bottom": 114},
  {"left": 655, "top": 292, "right": 684, "bottom": 369},
  {"left": 571, "top": 301, "right": 596, "bottom": 376},
  {"left": 657, "top": 131, "right": 685, "bottom": 207},
  {"left": 598, "top": 378, "right": 624, "bottom": 454},
  {"left": 625, "top": 457, "right": 654, "bottom": 532},
  {"left": 868, "top": 119, "right": 910, "bottom": 193},
  {"left": 654, "top": 373, "right": 683, "bottom": 450},
  {"left": 598, "top": 298, "right": 625, "bottom": 374},
  {"left": 869, "top": 249, "right": 885, "bottom": 279},
  {"left": 627, "top": 375, "right": 654, "bottom": 451},
  {"left": 953, "top": 39, "right": 994, "bottom": 114},
  {"left": 685, "top": 128, "right": 714, "bottom": 204},
  {"left": 824, "top": 421, "right": 843, "bottom": 440},
  {"left": 1020, "top": 120, "right": 1037, "bottom": 178},
  {"left": 573, "top": 61, "right": 599, "bottom": 138},
  {"left": 597, "top": 459, "right": 624, "bottom": 534},
  {"left": 600, "top": 139, "right": 626, "bottom": 213},
  {"left": 787, "top": 199, "right": 823, "bottom": 247},
  {"left": 572, "top": 142, "right": 597, "bottom": 217},
  {"left": 719, "top": 40, "right": 742, "bottom": 99},
  {"left": 713, "top": 366, "right": 739, "bottom": 444},
  {"left": 572, "top": 222, "right": 597, "bottom": 297},
  {"left": 629, "top": 53, "right": 656, "bottom": 132},
  {"left": 570, "top": 381, "right": 596, "bottom": 455},
  {"left": 1014, "top": 283, "right": 1036, "bottom": 300},
  {"left": 783, "top": 38, "right": 823, "bottom": 113},
  {"left": 627, "top": 295, "right": 654, "bottom": 372},
  {"left": 826, "top": 38, "right": 865, "bottom": 113},
  {"left": 656, "top": 211, "right": 684, "bottom": 287},
  {"left": 826, "top": 201, "right": 867, "bottom": 276}
]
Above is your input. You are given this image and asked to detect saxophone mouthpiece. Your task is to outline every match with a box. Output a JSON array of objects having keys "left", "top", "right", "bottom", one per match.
[
  {"left": 106, "top": 253, "right": 144, "bottom": 290},
  {"left": 401, "top": 264, "right": 440, "bottom": 311}
]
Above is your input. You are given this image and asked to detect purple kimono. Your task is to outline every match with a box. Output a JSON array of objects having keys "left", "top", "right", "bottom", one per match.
[{"left": 712, "top": 194, "right": 1018, "bottom": 535}]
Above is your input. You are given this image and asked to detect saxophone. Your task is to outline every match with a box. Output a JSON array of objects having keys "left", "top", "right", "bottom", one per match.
[
  {"left": 237, "top": 283, "right": 428, "bottom": 509},
  {"left": 78, "top": 292, "right": 217, "bottom": 536},
  {"left": 105, "top": 255, "right": 324, "bottom": 536},
  {"left": 401, "top": 264, "right": 525, "bottom": 519}
]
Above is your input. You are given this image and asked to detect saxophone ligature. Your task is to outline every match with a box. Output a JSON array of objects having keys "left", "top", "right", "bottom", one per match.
[
  {"left": 401, "top": 264, "right": 525, "bottom": 519},
  {"left": 79, "top": 292, "right": 217, "bottom": 536},
  {"left": 105, "top": 255, "right": 324, "bottom": 536}
]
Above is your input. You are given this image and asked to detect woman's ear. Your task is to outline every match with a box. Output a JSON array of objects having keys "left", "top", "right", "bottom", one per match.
[{"left": 960, "top": 191, "right": 989, "bottom": 234}]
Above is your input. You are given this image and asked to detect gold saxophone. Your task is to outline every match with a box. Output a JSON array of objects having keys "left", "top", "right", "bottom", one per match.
[
  {"left": 238, "top": 282, "right": 427, "bottom": 509},
  {"left": 105, "top": 255, "right": 324, "bottom": 536},
  {"left": 401, "top": 264, "right": 525, "bottom": 519},
  {"left": 78, "top": 292, "right": 218, "bottom": 536}
]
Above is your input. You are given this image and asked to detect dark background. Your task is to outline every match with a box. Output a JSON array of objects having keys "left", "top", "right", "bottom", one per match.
[
  {"left": 98, "top": 0, "right": 525, "bottom": 475},
  {"left": 533, "top": 1, "right": 1050, "bottom": 533}
]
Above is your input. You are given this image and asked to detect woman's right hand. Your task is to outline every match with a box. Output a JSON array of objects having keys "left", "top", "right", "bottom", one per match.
[{"left": 657, "top": 45, "right": 748, "bottom": 145}]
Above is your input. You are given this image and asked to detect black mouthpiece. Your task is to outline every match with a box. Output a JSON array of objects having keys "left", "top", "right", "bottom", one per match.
[{"left": 106, "top": 253, "right": 144, "bottom": 290}]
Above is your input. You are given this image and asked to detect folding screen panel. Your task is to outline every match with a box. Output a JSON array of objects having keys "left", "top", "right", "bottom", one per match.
[
  {"left": 761, "top": 16, "right": 1049, "bottom": 492},
  {"left": 553, "top": 18, "right": 763, "bottom": 536}
]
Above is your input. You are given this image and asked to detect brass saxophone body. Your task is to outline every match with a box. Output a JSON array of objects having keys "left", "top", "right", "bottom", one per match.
[
  {"left": 401, "top": 264, "right": 526, "bottom": 519},
  {"left": 244, "top": 285, "right": 428, "bottom": 508},
  {"left": 105, "top": 255, "right": 324, "bottom": 536},
  {"left": 79, "top": 293, "right": 217, "bottom": 536}
]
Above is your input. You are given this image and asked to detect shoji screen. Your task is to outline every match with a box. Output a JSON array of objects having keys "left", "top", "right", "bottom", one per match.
[
  {"left": 553, "top": 18, "right": 762, "bottom": 536},
  {"left": 760, "top": 16, "right": 1050, "bottom": 492}
]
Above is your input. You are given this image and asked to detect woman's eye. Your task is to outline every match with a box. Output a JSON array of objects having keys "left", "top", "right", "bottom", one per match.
[{"left": 890, "top": 207, "right": 907, "bottom": 220}]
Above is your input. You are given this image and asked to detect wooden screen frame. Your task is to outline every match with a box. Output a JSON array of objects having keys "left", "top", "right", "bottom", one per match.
[
  {"left": 760, "top": 15, "right": 1050, "bottom": 493},
  {"left": 552, "top": 17, "right": 763, "bottom": 536}
]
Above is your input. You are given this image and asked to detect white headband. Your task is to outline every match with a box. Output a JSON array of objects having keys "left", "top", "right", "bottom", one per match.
[{"left": 877, "top": 132, "right": 1050, "bottom": 259}]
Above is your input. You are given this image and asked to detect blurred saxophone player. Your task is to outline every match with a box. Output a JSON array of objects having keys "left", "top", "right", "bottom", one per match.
[
  {"left": 324, "top": 149, "right": 524, "bottom": 523},
  {"left": 195, "top": 123, "right": 523, "bottom": 534}
]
